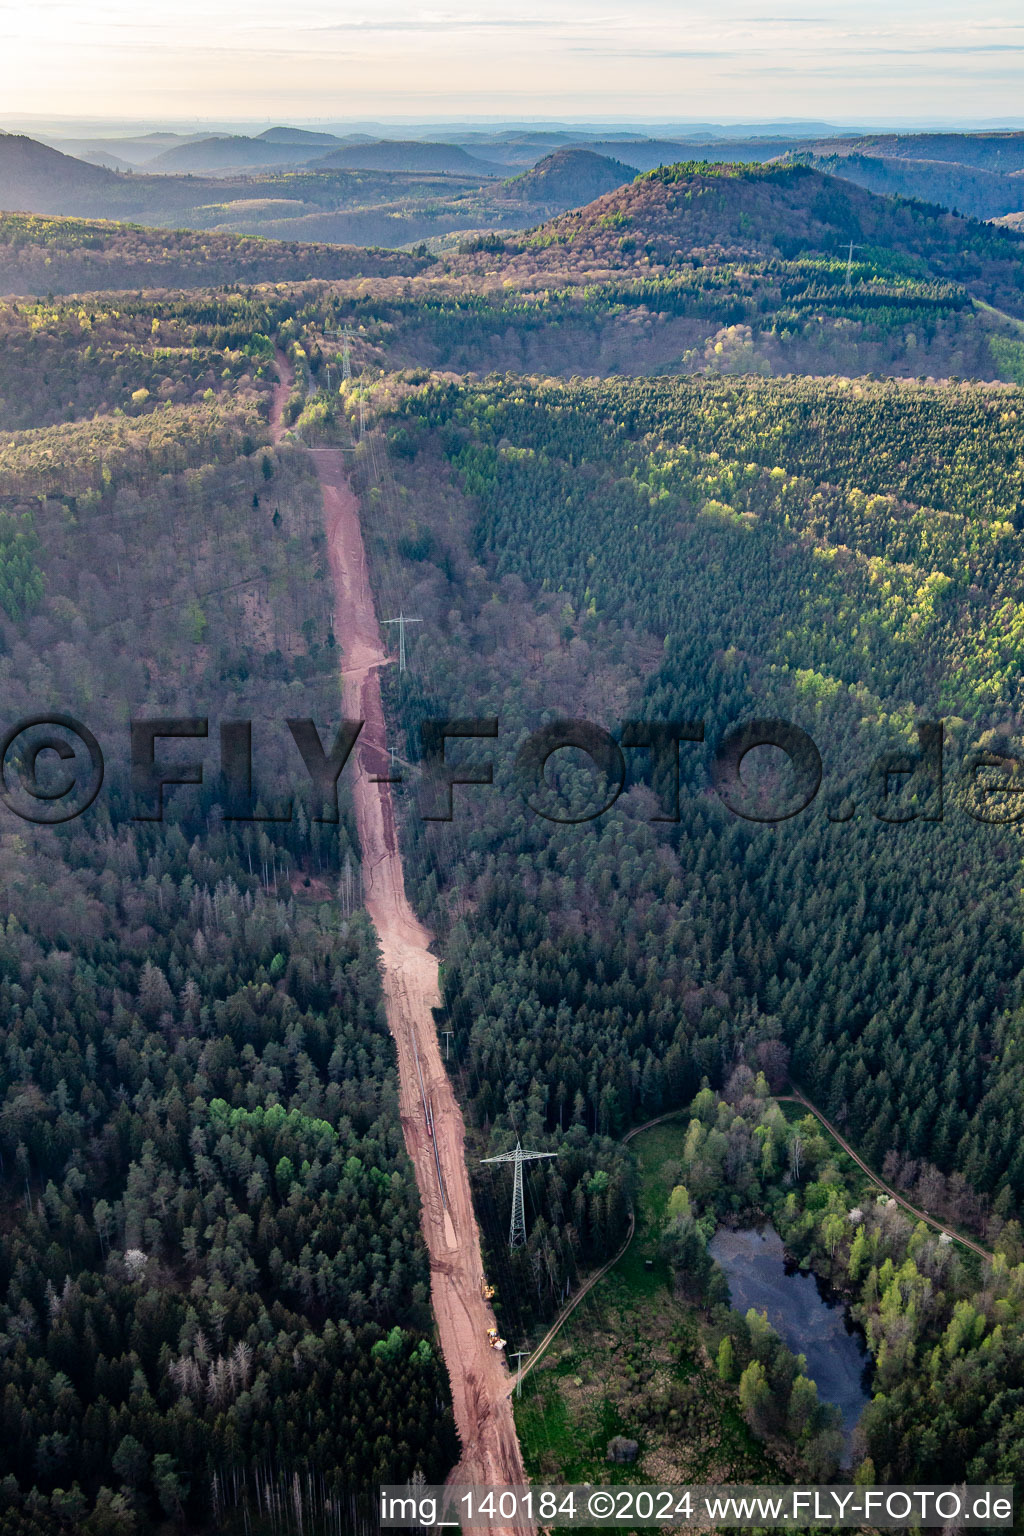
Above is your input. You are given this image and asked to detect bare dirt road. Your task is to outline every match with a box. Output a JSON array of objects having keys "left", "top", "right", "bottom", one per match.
[
  {"left": 271, "top": 355, "right": 529, "bottom": 1522},
  {"left": 269, "top": 349, "right": 294, "bottom": 444}
]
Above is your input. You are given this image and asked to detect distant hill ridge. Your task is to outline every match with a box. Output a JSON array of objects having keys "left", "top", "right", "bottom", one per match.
[
  {"left": 145, "top": 135, "right": 323, "bottom": 173},
  {"left": 257, "top": 126, "right": 341, "bottom": 146},
  {"left": 4, "top": 130, "right": 1023, "bottom": 274},
  {"left": 0, "top": 132, "right": 263, "bottom": 218},
  {"left": 0, "top": 132, "right": 120, "bottom": 211},
  {"left": 792, "top": 150, "right": 1024, "bottom": 222},
  {"left": 312, "top": 140, "right": 505, "bottom": 177},
  {"left": 812, "top": 131, "right": 1024, "bottom": 174},
  {"left": 504, "top": 148, "right": 634, "bottom": 205}
]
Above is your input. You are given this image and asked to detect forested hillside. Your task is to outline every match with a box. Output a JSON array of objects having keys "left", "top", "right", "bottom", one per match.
[
  {"left": 372, "top": 369, "right": 1024, "bottom": 1193},
  {"left": 781, "top": 133, "right": 1024, "bottom": 223},
  {"left": 451, "top": 162, "right": 1024, "bottom": 303},
  {"left": 0, "top": 214, "right": 423, "bottom": 295},
  {"left": 793, "top": 152, "right": 1024, "bottom": 223},
  {"left": 4, "top": 154, "right": 1024, "bottom": 1519},
  {"left": 259, "top": 161, "right": 1024, "bottom": 382},
  {"left": 839, "top": 132, "right": 1024, "bottom": 173},
  {"left": 6, "top": 164, "right": 1024, "bottom": 383},
  {"left": 0, "top": 291, "right": 456, "bottom": 1533},
  {"left": 343, "top": 364, "right": 1024, "bottom": 1483},
  {"left": 503, "top": 149, "right": 634, "bottom": 207}
]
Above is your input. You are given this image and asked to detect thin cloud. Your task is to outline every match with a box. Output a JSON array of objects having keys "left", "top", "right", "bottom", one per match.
[
  {"left": 311, "top": 15, "right": 558, "bottom": 31},
  {"left": 907, "top": 42, "right": 1024, "bottom": 52},
  {"left": 831, "top": 42, "right": 1024, "bottom": 54},
  {"left": 567, "top": 45, "right": 739, "bottom": 58}
]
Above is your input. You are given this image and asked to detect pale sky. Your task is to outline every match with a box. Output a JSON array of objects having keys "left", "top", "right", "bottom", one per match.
[{"left": 2, "top": 1, "right": 1023, "bottom": 123}]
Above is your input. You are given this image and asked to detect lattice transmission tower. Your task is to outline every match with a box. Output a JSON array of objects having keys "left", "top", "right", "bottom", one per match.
[
  {"left": 382, "top": 613, "right": 421, "bottom": 672},
  {"left": 481, "top": 1142, "right": 557, "bottom": 1249}
]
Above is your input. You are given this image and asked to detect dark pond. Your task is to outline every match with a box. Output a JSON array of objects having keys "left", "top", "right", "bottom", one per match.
[{"left": 709, "top": 1225, "right": 871, "bottom": 1463}]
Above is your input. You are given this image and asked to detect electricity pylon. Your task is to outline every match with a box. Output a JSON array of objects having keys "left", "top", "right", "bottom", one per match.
[
  {"left": 323, "top": 327, "right": 353, "bottom": 383},
  {"left": 382, "top": 613, "right": 421, "bottom": 672},
  {"left": 841, "top": 240, "right": 863, "bottom": 289},
  {"left": 481, "top": 1142, "right": 557, "bottom": 1249},
  {"left": 510, "top": 1349, "right": 528, "bottom": 1397}
]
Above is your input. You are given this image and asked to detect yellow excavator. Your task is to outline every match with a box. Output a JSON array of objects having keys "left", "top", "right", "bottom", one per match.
[
  {"left": 486, "top": 1326, "right": 506, "bottom": 1351},
  {"left": 480, "top": 1275, "right": 495, "bottom": 1301}
]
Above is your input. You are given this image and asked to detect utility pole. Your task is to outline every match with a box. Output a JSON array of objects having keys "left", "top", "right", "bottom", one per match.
[
  {"left": 510, "top": 1349, "right": 528, "bottom": 1397},
  {"left": 442, "top": 1030, "right": 454, "bottom": 1061},
  {"left": 382, "top": 613, "right": 422, "bottom": 673},
  {"left": 481, "top": 1142, "right": 558, "bottom": 1250},
  {"left": 369, "top": 742, "right": 403, "bottom": 788}
]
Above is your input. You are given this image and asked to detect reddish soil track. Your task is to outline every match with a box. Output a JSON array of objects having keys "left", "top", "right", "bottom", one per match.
[
  {"left": 269, "top": 350, "right": 294, "bottom": 445},
  {"left": 271, "top": 359, "right": 531, "bottom": 1525}
]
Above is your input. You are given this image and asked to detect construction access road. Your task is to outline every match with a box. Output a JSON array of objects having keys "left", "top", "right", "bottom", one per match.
[{"left": 269, "top": 359, "right": 531, "bottom": 1527}]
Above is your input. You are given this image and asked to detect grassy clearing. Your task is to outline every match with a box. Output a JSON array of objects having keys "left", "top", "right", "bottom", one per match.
[{"left": 514, "top": 1119, "right": 783, "bottom": 1490}]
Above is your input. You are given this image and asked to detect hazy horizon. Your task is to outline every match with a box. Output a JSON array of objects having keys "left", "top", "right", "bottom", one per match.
[
  {"left": 4, "top": 1, "right": 1023, "bottom": 122},
  {"left": 8, "top": 114, "right": 1024, "bottom": 141}
]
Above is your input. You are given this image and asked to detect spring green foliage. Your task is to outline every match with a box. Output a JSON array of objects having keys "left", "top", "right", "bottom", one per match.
[
  {"left": 989, "top": 333, "right": 1024, "bottom": 384},
  {"left": 0, "top": 510, "right": 43, "bottom": 618},
  {"left": 683, "top": 1075, "right": 1024, "bottom": 1485},
  {"left": 208, "top": 1097, "right": 339, "bottom": 1149},
  {"left": 0, "top": 288, "right": 313, "bottom": 432},
  {"left": 370, "top": 372, "right": 1024, "bottom": 1248}
]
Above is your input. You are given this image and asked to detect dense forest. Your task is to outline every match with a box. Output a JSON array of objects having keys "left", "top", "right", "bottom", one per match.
[
  {"left": 794, "top": 151, "right": 1024, "bottom": 224},
  {"left": 657, "top": 1071, "right": 1024, "bottom": 1486},
  {"left": 348, "top": 367, "right": 1024, "bottom": 1322},
  {"left": 0, "top": 214, "right": 424, "bottom": 296},
  {"left": 0, "top": 294, "right": 456, "bottom": 1533},
  {"left": 2, "top": 153, "right": 1024, "bottom": 1522}
]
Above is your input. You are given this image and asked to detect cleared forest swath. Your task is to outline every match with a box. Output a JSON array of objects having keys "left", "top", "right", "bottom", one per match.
[{"left": 270, "top": 358, "right": 532, "bottom": 1523}]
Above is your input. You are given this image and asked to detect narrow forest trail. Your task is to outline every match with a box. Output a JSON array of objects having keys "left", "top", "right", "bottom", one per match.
[
  {"left": 779, "top": 1090, "right": 994, "bottom": 1261},
  {"left": 269, "top": 356, "right": 531, "bottom": 1527}
]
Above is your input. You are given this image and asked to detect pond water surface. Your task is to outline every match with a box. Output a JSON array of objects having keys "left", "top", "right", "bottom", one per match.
[{"left": 709, "top": 1226, "right": 871, "bottom": 1463}]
